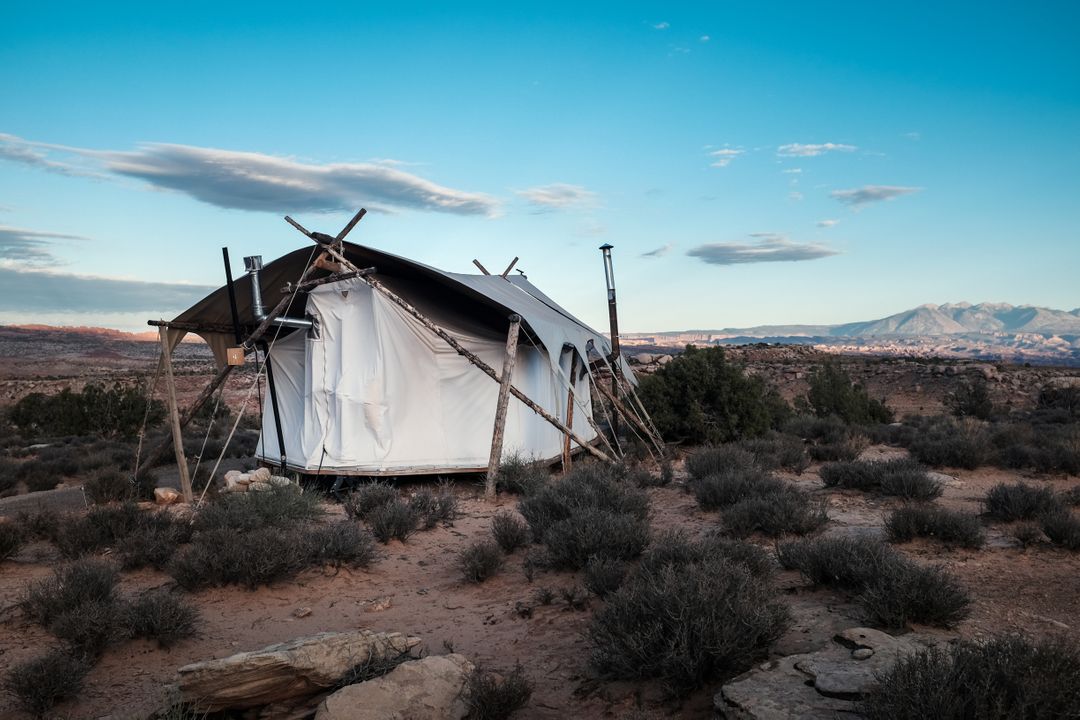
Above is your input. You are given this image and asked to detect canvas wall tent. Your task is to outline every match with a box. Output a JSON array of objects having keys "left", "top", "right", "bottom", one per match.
[{"left": 162, "top": 242, "right": 638, "bottom": 476}]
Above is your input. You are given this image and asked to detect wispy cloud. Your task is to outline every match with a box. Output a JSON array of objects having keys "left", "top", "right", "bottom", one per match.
[
  {"left": 830, "top": 185, "right": 921, "bottom": 207},
  {"left": 708, "top": 148, "right": 744, "bottom": 168},
  {"left": 0, "top": 266, "right": 215, "bottom": 314},
  {"left": 0, "top": 225, "right": 86, "bottom": 266},
  {"left": 777, "top": 142, "right": 857, "bottom": 157},
  {"left": 903, "top": 131, "right": 921, "bottom": 141},
  {"left": 641, "top": 243, "right": 673, "bottom": 258},
  {"left": 817, "top": 219, "right": 840, "bottom": 228},
  {"left": 781, "top": 168, "right": 802, "bottom": 174},
  {"left": 699, "top": 35, "right": 710, "bottom": 42},
  {"left": 788, "top": 191, "right": 804, "bottom": 201},
  {"left": 687, "top": 233, "right": 838, "bottom": 266},
  {"left": 516, "top": 183, "right": 596, "bottom": 210},
  {"left": 0, "top": 133, "right": 498, "bottom": 216},
  {"left": 652, "top": 21, "right": 670, "bottom": 30}
]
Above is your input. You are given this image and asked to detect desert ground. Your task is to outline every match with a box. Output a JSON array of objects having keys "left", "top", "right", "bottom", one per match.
[{"left": 1, "top": 328, "right": 1079, "bottom": 719}]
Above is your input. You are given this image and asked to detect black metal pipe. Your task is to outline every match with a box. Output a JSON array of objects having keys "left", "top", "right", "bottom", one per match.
[
  {"left": 222, "top": 247, "right": 243, "bottom": 345},
  {"left": 260, "top": 341, "right": 288, "bottom": 471}
]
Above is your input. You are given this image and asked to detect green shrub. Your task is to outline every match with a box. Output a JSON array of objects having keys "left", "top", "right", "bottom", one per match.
[
  {"left": 886, "top": 505, "right": 985, "bottom": 548},
  {"left": 116, "top": 514, "right": 185, "bottom": 570},
  {"left": 342, "top": 481, "right": 399, "bottom": 520},
  {"left": 366, "top": 500, "right": 418, "bottom": 543},
  {"left": 466, "top": 663, "right": 532, "bottom": 720},
  {"left": 193, "top": 484, "right": 323, "bottom": 532},
  {"left": 125, "top": 590, "right": 199, "bottom": 648},
  {"left": 637, "top": 346, "right": 790, "bottom": 445},
  {"left": 518, "top": 463, "right": 648, "bottom": 543},
  {"left": 907, "top": 416, "right": 991, "bottom": 469},
  {"left": 459, "top": 539, "right": 504, "bottom": 583},
  {"left": 494, "top": 454, "right": 548, "bottom": 496},
  {"left": 584, "top": 556, "right": 628, "bottom": 598},
  {"left": 807, "top": 435, "right": 870, "bottom": 463},
  {"left": 21, "top": 558, "right": 119, "bottom": 627},
  {"left": 722, "top": 488, "right": 828, "bottom": 538},
  {"left": 588, "top": 547, "right": 789, "bottom": 695},
  {"left": 685, "top": 445, "right": 759, "bottom": 480},
  {"left": 689, "top": 468, "right": 784, "bottom": 510},
  {"left": 4, "top": 649, "right": 89, "bottom": 717},
  {"left": 947, "top": 377, "right": 995, "bottom": 420},
  {"left": 14, "top": 507, "right": 60, "bottom": 541},
  {"left": 798, "top": 363, "right": 893, "bottom": 425},
  {"left": 740, "top": 434, "right": 810, "bottom": 474},
  {"left": 1, "top": 522, "right": 24, "bottom": 561},
  {"left": 490, "top": 511, "right": 530, "bottom": 554},
  {"left": 54, "top": 501, "right": 144, "bottom": 558},
  {"left": 820, "top": 459, "right": 943, "bottom": 500},
  {"left": 778, "top": 535, "right": 970, "bottom": 629},
  {"left": 541, "top": 508, "right": 650, "bottom": 569},
  {"left": 50, "top": 598, "right": 127, "bottom": 656},
  {"left": 783, "top": 414, "right": 849, "bottom": 444},
  {"left": 860, "top": 635, "right": 1080, "bottom": 719},
  {"left": 991, "top": 422, "right": 1080, "bottom": 475},
  {"left": 1038, "top": 384, "right": 1080, "bottom": 419},
  {"left": 167, "top": 527, "right": 309, "bottom": 590},
  {"left": 9, "top": 382, "right": 164, "bottom": 439},
  {"left": 983, "top": 482, "right": 1060, "bottom": 521},
  {"left": 304, "top": 522, "right": 378, "bottom": 568},
  {"left": 1040, "top": 508, "right": 1080, "bottom": 551},
  {"left": 83, "top": 468, "right": 135, "bottom": 504},
  {"left": 408, "top": 483, "right": 458, "bottom": 529}
]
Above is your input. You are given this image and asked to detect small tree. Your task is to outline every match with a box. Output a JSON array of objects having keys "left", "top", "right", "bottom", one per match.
[
  {"left": 947, "top": 377, "right": 994, "bottom": 420},
  {"left": 798, "top": 363, "right": 893, "bottom": 425},
  {"left": 637, "top": 346, "right": 790, "bottom": 445}
]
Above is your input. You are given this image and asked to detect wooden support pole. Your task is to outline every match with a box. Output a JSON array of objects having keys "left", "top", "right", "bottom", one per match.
[
  {"left": 159, "top": 327, "right": 194, "bottom": 504},
  {"left": 486, "top": 315, "right": 522, "bottom": 498},
  {"left": 500, "top": 257, "right": 519, "bottom": 278},
  {"left": 472, "top": 259, "right": 491, "bottom": 275},
  {"left": 562, "top": 354, "right": 579, "bottom": 473},
  {"left": 591, "top": 375, "right": 664, "bottom": 457}
]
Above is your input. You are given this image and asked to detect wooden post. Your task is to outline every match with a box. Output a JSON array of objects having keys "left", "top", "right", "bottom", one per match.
[
  {"left": 591, "top": 376, "right": 664, "bottom": 457},
  {"left": 159, "top": 327, "right": 194, "bottom": 503},
  {"left": 486, "top": 315, "right": 522, "bottom": 498},
  {"left": 562, "top": 354, "right": 579, "bottom": 472}
]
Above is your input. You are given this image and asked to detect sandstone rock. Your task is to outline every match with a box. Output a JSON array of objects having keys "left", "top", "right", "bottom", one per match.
[
  {"left": 315, "top": 654, "right": 473, "bottom": 720},
  {"left": 657, "top": 354, "right": 673, "bottom": 365},
  {"left": 716, "top": 627, "right": 942, "bottom": 718},
  {"left": 176, "top": 630, "right": 422, "bottom": 711},
  {"left": 224, "top": 472, "right": 251, "bottom": 493},
  {"left": 224, "top": 469, "right": 243, "bottom": 482},
  {"left": 154, "top": 487, "right": 181, "bottom": 505},
  {"left": 251, "top": 467, "right": 272, "bottom": 482},
  {"left": 249, "top": 481, "right": 272, "bottom": 492},
  {"left": 631, "top": 353, "right": 656, "bottom": 365},
  {"left": 269, "top": 475, "right": 295, "bottom": 488}
]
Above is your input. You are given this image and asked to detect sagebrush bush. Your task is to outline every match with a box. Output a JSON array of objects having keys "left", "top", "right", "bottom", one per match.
[
  {"left": 807, "top": 435, "right": 870, "bottom": 462},
  {"left": 589, "top": 542, "right": 789, "bottom": 694},
  {"left": 466, "top": 663, "right": 532, "bottom": 720},
  {"left": 722, "top": 488, "right": 829, "bottom": 538},
  {"left": 54, "top": 501, "right": 145, "bottom": 558},
  {"left": 1040, "top": 508, "right": 1080, "bottom": 551},
  {"left": 689, "top": 467, "right": 784, "bottom": 510},
  {"left": 50, "top": 598, "right": 127, "bottom": 656},
  {"left": 983, "top": 482, "right": 1060, "bottom": 521},
  {"left": 490, "top": 511, "right": 530, "bottom": 554},
  {"left": 366, "top": 499, "right": 418, "bottom": 543},
  {"left": 194, "top": 484, "right": 323, "bottom": 533},
  {"left": 740, "top": 434, "right": 810, "bottom": 474},
  {"left": 778, "top": 534, "right": 970, "bottom": 628},
  {"left": 459, "top": 539, "right": 504, "bottom": 583},
  {"left": 342, "top": 480, "right": 398, "bottom": 520},
  {"left": 886, "top": 505, "right": 985, "bottom": 548},
  {"left": 798, "top": 363, "right": 893, "bottom": 425},
  {"left": 15, "top": 507, "right": 60, "bottom": 540},
  {"left": 541, "top": 508, "right": 650, "bottom": 569},
  {"left": 83, "top": 468, "right": 134, "bottom": 504},
  {"left": 1013, "top": 522, "right": 1045, "bottom": 547},
  {"left": 685, "top": 445, "right": 757, "bottom": 480},
  {"left": 117, "top": 514, "right": 185, "bottom": 570},
  {"left": 408, "top": 483, "right": 457, "bottom": 529},
  {"left": 21, "top": 558, "right": 119, "bottom": 627},
  {"left": 907, "top": 416, "right": 990, "bottom": 469},
  {"left": 494, "top": 454, "right": 548, "bottom": 496},
  {"left": 820, "top": 459, "right": 943, "bottom": 500},
  {"left": 1, "top": 521, "right": 24, "bottom": 561},
  {"left": 126, "top": 590, "right": 199, "bottom": 648},
  {"left": 9, "top": 382, "right": 163, "bottom": 439},
  {"left": 167, "top": 527, "right": 308, "bottom": 590},
  {"left": 860, "top": 635, "right": 1080, "bottom": 719},
  {"left": 1038, "top": 384, "right": 1080, "bottom": 419},
  {"left": 783, "top": 414, "right": 849, "bottom": 444},
  {"left": 992, "top": 421, "right": 1080, "bottom": 475},
  {"left": 637, "top": 345, "right": 790, "bottom": 445},
  {"left": 1060, "top": 486, "right": 1080, "bottom": 507},
  {"left": 584, "top": 556, "right": 627, "bottom": 598},
  {"left": 640, "top": 531, "right": 775, "bottom": 578},
  {"left": 305, "top": 522, "right": 378, "bottom": 568},
  {"left": 4, "top": 648, "right": 89, "bottom": 717}
]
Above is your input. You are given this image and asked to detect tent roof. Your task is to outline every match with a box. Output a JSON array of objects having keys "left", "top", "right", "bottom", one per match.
[{"left": 170, "top": 242, "right": 630, "bottom": 378}]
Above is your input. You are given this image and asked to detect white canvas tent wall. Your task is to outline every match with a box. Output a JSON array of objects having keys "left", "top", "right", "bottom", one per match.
[{"left": 165, "top": 242, "right": 634, "bottom": 475}]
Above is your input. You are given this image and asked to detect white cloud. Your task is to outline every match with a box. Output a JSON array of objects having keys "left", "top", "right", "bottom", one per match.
[
  {"left": 708, "top": 147, "right": 744, "bottom": 168},
  {"left": 687, "top": 233, "right": 838, "bottom": 265},
  {"left": 0, "top": 133, "right": 498, "bottom": 216},
  {"left": 830, "top": 185, "right": 921, "bottom": 207},
  {"left": 700, "top": 35, "right": 710, "bottom": 42},
  {"left": 788, "top": 191, "right": 804, "bottom": 201},
  {"left": 641, "top": 243, "right": 673, "bottom": 258},
  {"left": 817, "top": 219, "right": 840, "bottom": 228},
  {"left": 515, "top": 183, "right": 596, "bottom": 210},
  {"left": 777, "top": 142, "right": 857, "bottom": 157},
  {"left": 653, "top": 21, "right": 670, "bottom": 29},
  {"left": 904, "top": 131, "right": 921, "bottom": 141},
  {"left": 781, "top": 168, "right": 802, "bottom": 174}
]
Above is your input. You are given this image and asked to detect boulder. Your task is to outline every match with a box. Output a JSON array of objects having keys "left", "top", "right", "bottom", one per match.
[
  {"left": 315, "top": 654, "right": 473, "bottom": 720},
  {"left": 154, "top": 487, "right": 181, "bottom": 505},
  {"left": 251, "top": 467, "right": 272, "bottom": 482},
  {"left": 269, "top": 475, "right": 294, "bottom": 488},
  {"left": 631, "top": 353, "right": 656, "bottom": 365},
  {"left": 176, "top": 630, "right": 422, "bottom": 711},
  {"left": 224, "top": 472, "right": 251, "bottom": 493},
  {"left": 248, "top": 481, "right": 272, "bottom": 492},
  {"left": 657, "top": 354, "right": 673, "bottom": 366},
  {"left": 716, "top": 627, "right": 942, "bottom": 719}
]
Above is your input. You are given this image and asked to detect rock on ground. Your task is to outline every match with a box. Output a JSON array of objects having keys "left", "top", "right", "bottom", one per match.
[
  {"left": 716, "top": 627, "right": 943, "bottom": 719},
  {"left": 315, "top": 654, "right": 474, "bottom": 720},
  {"left": 176, "top": 630, "right": 422, "bottom": 711}
]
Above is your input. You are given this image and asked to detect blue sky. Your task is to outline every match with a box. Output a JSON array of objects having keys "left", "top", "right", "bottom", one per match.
[{"left": 1, "top": 1, "right": 1078, "bottom": 332}]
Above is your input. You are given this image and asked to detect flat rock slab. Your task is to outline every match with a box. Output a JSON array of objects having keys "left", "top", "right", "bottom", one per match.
[
  {"left": 315, "top": 654, "right": 473, "bottom": 720},
  {"left": 716, "top": 627, "right": 943, "bottom": 719},
  {"left": 177, "top": 630, "right": 422, "bottom": 711}
]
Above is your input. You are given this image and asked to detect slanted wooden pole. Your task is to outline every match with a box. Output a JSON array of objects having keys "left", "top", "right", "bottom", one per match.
[
  {"left": 562, "top": 354, "right": 579, "bottom": 472},
  {"left": 472, "top": 259, "right": 491, "bottom": 275},
  {"left": 591, "top": 375, "right": 664, "bottom": 457},
  {"left": 159, "top": 327, "right": 194, "bottom": 503},
  {"left": 486, "top": 315, "right": 522, "bottom": 498},
  {"left": 500, "top": 257, "right": 519, "bottom": 278}
]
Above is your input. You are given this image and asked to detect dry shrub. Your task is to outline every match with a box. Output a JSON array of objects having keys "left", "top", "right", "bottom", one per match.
[
  {"left": 908, "top": 416, "right": 990, "bottom": 470},
  {"left": 820, "top": 459, "right": 943, "bottom": 500},
  {"left": 490, "top": 511, "right": 529, "bottom": 554},
  {"left": 466, "top": 663, "right": 532, "bottom": 720},
  {"left": 860, "top": 635, "right": 1080, "bottom": 720},
  {"left": 4, "top": 648, "right": 89, "bottom": 717},
  {"left": 21, "top": 558, "right": 119, "bottom": 627},
  {"left": 168, "top": 527, "right": 309, "bottom": 590},
  {"left": 305, "top": 522, "right": 378, "bottom": 568},
  {"left": 0, "top": 521, "right": 24, "bottom": 561},
  {"left": 740, "top": 433, "right": 810, "bottom": 474},
  {"left": 125, "top": 590, "right": 199, "bottom": 648},
  {"left": 689, "top": 467, "right": 784, "bottom": 511},
  {"left": 1041, "top": 508, "right": 1080, "bottom": 551},
  {"left": 584, "top": 556, "right": 627, "bottom": 598},
  {"left": 193, "top": 484, "right": 323, "bottom": 532},
  {"left": 342, "top": 481, "right": 398, "bottom": 520},
  {"left": 721, "top": 487, "right": 828, "bottom": 538},
  {"left": 808, "top": 435, "right": 870, "bottom": 463},
  {"left": 983, "top": 482, "right": 1060, "bottom": 521},
  {"left": 408, "top": 482, "right": 458, "bottom": 529},
  {"left": 589, "top": 537, "right": 789, "bottom": 695},
  {"left": 885, "top": 505, "right": 985, "bottom": 548},
  {"left": 366, "top": 500, "right": 418, "bottom": 543},
  {"left": 685, "top": 445, "right": 758, "bottom": 481},
  {"left": 494, "top": 454, "right": 548, "bottom": 496},
  {"left": 459, "top": 539, "right": 503, "bottom": 583},
  {"left": 83, "top": 468, "right": 135, "bottom": 504}
]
